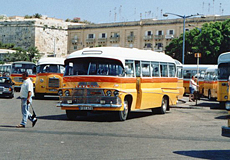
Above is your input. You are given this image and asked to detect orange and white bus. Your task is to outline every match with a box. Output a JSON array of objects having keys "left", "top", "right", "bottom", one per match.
[
  {"left": 217, "top": 52, "right": 230, "bottom": 107},
  {"left": 203, "top": 65, "right": 218, "bottom": 100},
  {"left": 174, "top": 59, "right": 184, "bottom": 99},
  {"left": 11, "top": 61, "right": 36, "bottom": 91},
  {"left": 183, "top": 64, "right": 214, "bottom": 95},
  {"left": 57, "top": 47, "right": 180, "bottom": 121},
  {"left": 35, "top": 58, "right": 65, "bottom": 99}
]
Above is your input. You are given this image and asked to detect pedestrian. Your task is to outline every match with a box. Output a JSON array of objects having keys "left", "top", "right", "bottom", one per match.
[
  {"left": 189, "top": 75, "right": 199, "bottom": 102},
  {"left": 16, "top": 71, "right": 37, "bottom": 128}
]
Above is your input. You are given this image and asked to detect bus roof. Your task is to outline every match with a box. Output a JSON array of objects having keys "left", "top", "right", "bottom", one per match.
[
  {"left": 183, "top": 64, "right": 215, "bottom": 70},
  {"left": 205, "top": 65, "right": 218, "bottom": 72},
  {"left": 174, "top": 59, "right": 182, "bottom": 66},
  {"left": 37, "top": 58, "right": 65, "bottom": 65},
  {"left": 66, "top": 47, "right": 175, "bottom": 65},
  {"left": 218, "top": 52, "right": 230, "bottom": 64},
  {"left": 12, "top": 61, "right": 35, "bottom": 65}
]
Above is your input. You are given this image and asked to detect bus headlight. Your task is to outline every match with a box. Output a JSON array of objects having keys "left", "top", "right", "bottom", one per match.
[
  {"left": 64, "top": 90, "right": 70, "bottom": 96},
  {"left": 106, "top": 90, "right": 112, "bottom": 96},
  {"left": 40, "top": 78, "right": 44, "bottom": 83},
  {"left": 113, "top": 90, "right": 119, "bottom": 97},
  {"left": 58, "top": 90, "right": 63, "bottom": 96},
  {"left": 226, "top": 102, "right": 230, "bottom": 110}
]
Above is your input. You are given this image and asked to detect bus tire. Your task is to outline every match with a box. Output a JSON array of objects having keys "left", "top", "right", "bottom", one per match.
[
  {"left": 152, "top": 96, "right": 168, "bottom": 114},
  {"left": 117, "top": 100, "right": 129, "bottom": 121},
  {"left": 66, "top": 110, "right": 78, "bottom": 120},
  {"left": 208, "top": 90, "right": 212, "bottom": 100}
]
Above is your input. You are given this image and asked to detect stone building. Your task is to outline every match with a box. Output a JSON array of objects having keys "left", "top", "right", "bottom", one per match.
[
  {"left": 0, "top": 16, "right": 80, "bottom": 58},
  {"left": 67, "top": 15, "right": 230, "bottom": 54}
]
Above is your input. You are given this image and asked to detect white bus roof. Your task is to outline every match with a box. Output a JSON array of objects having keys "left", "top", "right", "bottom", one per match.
[
  {"left": 174, "top": 59, "right": 182, "bottom": 66},
  {"left": 218, "top": 52, "right": 230, "bottom": 64},
  {"left": 12, "top": 61, "right": 35, "bottom": 65},
  {"left": 66, "top": 47, "right": 175, "bottom": 65},
  {"left": 37, "top": 58, "right": 65, "bottom": 65},
  {"left": 205, "top": 65, "right": 218, "bottom": 72},
  {"left": 183, "top": 64, "right": 215, "bottom": 70}
]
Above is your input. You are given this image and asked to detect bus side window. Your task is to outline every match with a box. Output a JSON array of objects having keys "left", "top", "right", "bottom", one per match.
[
  {"left": 125, "top": 60, "right": 134, "bottom": 77},
  {"left": 160, "top": 63, "right": 168, "bottom": 77},
  {"left": 142, "top": 62, "right": 150, "bottom": 77},
  {"left": 135, "top": 61, "right": 141, "bottom": 77},
  {"left": 169, "top": 63, "right": 176, "bottom": 77},
  {"left": 151, "top": 62, "right": 160, "bottom": 77}
]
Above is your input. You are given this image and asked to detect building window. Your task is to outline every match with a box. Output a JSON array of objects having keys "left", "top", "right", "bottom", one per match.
[
  {"left": 144, "top": 43, "right": 152, "bottom": 48},
  {"left": 147, "top": 31, "right": 152, "bottom": 36},
  {"left": 156, "top": 43, "right": 163, "bottom": 49},
  {"left": 158, "top": 30, "right": 163, "bottom": 35},
  {"left": 101, "top": 33, "right": 106, "bottom": 38},
  {"left": 130, "top": 31, "right": 134, "bottom": 36},
  {"left": 88, "top": 34, "right": 94, "bottom": 38},
  {"left": 74, "top": 45, "right": 77, "bottom": 50},
  {"left": 169, "top": 30, "right": 174, "bottom": 35}
]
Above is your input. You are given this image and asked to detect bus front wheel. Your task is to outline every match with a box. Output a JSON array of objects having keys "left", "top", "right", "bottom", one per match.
[{"left": 117, "top": 100, "right": 129, "bottom": 121}]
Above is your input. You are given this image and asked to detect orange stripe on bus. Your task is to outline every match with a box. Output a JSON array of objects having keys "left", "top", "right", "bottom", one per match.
[
  {"left": 11, "top": 74, "right": 36, "bottom": 77},
  {"left": 37, "top": 73, "right": 63, "bottom": 76},
  {"left": 63, "top": 76, "right": 178, "bottom": 83}
]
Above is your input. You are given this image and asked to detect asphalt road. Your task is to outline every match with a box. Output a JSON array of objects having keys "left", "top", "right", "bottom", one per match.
[{"left": 0, "top": 92, "right": 230, "bottom": 160}]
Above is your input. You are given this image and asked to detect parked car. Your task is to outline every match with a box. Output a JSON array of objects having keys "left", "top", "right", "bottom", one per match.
[{"left": 0, "top": 77, "right": 14, "bottom": 98}]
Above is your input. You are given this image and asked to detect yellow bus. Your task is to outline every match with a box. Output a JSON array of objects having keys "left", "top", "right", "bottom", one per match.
[
  {"left": 203, "top": 65, "right": 218, "bottom": 100},
  {"left": 11, "top": 61, "right": 36, "bottom": 91},
  {"left": 0, "top": 64, "right": 11, "bottom": 76},
  {"left": 217, "top": 52, "right": 230, "bottom": 107},
  {"left": 57, "top": 47, "right": 180, "bottom": 121},
  {"left": 35, "top": 58, "right": 65, "bottom": 99},
  {"left": 174, "top": 59, "right": 184, "bottom": 99},
  {"left": 183, "top": 64, "right": 214, "bottom": 95}
]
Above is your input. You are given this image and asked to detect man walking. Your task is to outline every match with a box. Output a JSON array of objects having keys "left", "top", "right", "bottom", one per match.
[{"left": 17, "top": 71, "right": 37, "bottom": 128}]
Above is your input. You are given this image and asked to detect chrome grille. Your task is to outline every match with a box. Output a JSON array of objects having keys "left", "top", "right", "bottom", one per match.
[{"left": 49, "top": 78, "right": 59, "bottom": 88}]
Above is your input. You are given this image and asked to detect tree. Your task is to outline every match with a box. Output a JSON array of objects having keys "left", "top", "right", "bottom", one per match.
[
  {"left": 165, "top": 20, "right": 226, "bottom": 64},
  {"left": 27, "top": 47, "right": 41, "bottom": 62}
]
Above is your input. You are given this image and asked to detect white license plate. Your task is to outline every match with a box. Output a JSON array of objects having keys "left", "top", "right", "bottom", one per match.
[
  {"left": 79, "top": 106, "right": 93, "bottom": 110},
  {"left": 0, "top": 92, "right": 2, "bottom": 94}
]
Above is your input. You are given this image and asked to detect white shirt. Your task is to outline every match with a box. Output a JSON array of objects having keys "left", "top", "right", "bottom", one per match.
[
  {"left": 189, "top": 79, "right": 197, "bottom": 90},
  {"left": 20, "top": 78, "right": 34, "bottom": 98}
]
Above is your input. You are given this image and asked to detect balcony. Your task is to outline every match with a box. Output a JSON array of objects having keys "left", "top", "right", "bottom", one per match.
[
  {"left": 86, "top": 38, "right": 95, "bottom": 44},
  {"left": 127, "top": 35, "right": 135, "bottom": 42},
  {"left": 154, "top": 47, "right": 163, "bottom": 52},
  {"left": 71, "top": 39, "right": 78, "bottom": 44},
  {"left": 143, "top": 35, "right": 153, "bottom": 41},
  {"left": 110, "top": 36, "right": 120, "bottom": 43},
  {"left": 154, "top": 35, "right": 164, "bottom": 40},
  {"left": 98, "top": 38, "right": 107, "bottom": 43},
  {"left": 165, "top": 34, "right": 174, "bottom": 40}
]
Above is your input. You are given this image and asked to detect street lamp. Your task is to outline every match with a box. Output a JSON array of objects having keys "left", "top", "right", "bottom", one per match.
[{"left": 163, "top": 13, "right": 205, "bottom": 64}]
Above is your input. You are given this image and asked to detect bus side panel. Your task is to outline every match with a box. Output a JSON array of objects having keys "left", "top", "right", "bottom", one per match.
[
  {"left": 217, "top": 81, "right": 228, "bottom": 102},
  {"left": 177, "top": 79, "right": 184, "bottom": 99}
]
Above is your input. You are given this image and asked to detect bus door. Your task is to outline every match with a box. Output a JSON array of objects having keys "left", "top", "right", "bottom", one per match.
[{"left": 135, "top": 61, "right": 142, "bottom": 109}]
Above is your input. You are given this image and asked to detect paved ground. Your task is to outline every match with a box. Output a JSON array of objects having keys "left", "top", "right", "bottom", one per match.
[{"left": 0, "top": 93, "right": 229, "bottom": 160}]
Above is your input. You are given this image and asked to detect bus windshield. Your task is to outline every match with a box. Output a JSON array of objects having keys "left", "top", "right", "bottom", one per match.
[
  {"left": 12, "top": 63, "right": 36, "bottom": 75},
  {"left": 65, "top": 58, "right": 124, "bottom": 76},
  {"left": 218, "top": 63, "right": 230, "bottom": 80},
  {"left": 37, "top": 64, "right": 65, "bottom": 74}
]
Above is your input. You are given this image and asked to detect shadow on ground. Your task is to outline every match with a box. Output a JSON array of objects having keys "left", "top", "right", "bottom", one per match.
[
  {"left": 37, "top": 110, "right": 163, "bottom": 122},
  {"left": 174, "top": 150, "right": 230, "bottom": 160}
]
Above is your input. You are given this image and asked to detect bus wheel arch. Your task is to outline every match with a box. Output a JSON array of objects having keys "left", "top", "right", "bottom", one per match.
[
  {"left": 117, "top": 95, "right": 132, "bottom": 121},
  {"left": 152, "top": 95, "right": 169, "bottom": 114}
]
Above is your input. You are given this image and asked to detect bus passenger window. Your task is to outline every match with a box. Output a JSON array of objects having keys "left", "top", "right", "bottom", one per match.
[
  {"left": 169, "top": 63, "right": 176, "bottom": 77},
  {"left": 160, "top": 63, "right": 168, "bottom": 77},
  {"left": 135, "top": 61, "right": 141, "bottom": 77},
  {"left": 151, "top": 62, "right": 160, "bottom": 77},
  {"left": 142, "top": 62, "right": 150, "bottom": 77},
  {"left": 125, "top": 61, "right": 134, "bottom": 77}
]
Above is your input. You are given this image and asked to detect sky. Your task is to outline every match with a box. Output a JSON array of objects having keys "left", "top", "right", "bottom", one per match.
[{"left": 1, "top": 0, "right": 230, "bottom": 23}]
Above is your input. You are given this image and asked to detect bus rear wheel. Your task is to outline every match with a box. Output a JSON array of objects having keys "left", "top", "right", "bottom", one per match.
[
  {"left": 152, "top": 96, "right": 168, "bottom": 114},
  {"left": 117, "top": 100, "right": 129, "bottom": 121}
]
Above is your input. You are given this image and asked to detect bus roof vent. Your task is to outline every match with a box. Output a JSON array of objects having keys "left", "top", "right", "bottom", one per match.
[{"left": 82, "top": 50, "right": 103, "bottom": 55}]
